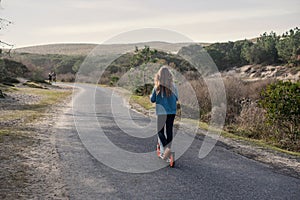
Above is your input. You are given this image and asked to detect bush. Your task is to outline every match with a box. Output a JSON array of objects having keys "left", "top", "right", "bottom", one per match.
[
  {"left": 180, "top": 77, "right": 272, "bottom": 124},
  {"left": 1, "top": 77, "right": 20, "bottom": 84},
  {"left": 30, "top": 66, "right": 46, "bottom": 83},
  {"left": 260, "top": 81, "right": 300, "bottom": 151},
  {"left": 59, "top": 73, "right": 75, "bottom": 82},
  {"left": 178, "top": 79, "right": 210, "bottom": 120},
  {"left": 0, "top": 59, "right": 29, "bottom": 83},
  {"left": 134, "top": 83, "right": 153, "bottom": 96},
  {"left": 110, "top": 76, "right": 119, "bottom": 86},
  {"left": 237, "top": 103, "right": 269, "bottom": 139}
]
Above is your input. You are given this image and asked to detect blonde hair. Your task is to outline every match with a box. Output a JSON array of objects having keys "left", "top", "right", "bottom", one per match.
[{"left": 154, "top": 66, "right": 174, "bottom": 97}]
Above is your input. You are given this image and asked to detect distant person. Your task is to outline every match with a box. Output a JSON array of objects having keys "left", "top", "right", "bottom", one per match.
[
  {"left": 48, "top": 72, "right": 52, "bottom": 83},
  {"left": 150, "top": 66, "right": 178, "bottom": 160},
  {"left": 52, "top": 72, "right": 56, "bottom": 83}
]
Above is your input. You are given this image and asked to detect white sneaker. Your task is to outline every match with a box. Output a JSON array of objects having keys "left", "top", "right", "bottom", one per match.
[{"left": 163, "top": 147, "right": 171, "bottom": 160}]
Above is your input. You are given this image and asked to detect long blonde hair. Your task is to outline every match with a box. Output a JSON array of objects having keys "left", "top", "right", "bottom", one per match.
[{"left": 154, "top": 66, "right": 174, "bottom": 97}]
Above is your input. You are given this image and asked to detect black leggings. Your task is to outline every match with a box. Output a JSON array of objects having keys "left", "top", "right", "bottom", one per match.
[{"left": 157, "top": 114, "right": 175, "bottom": 148}]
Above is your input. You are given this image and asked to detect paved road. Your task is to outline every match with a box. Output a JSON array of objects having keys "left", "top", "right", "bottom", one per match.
[{"left": 54, "top": 83, "right": 300, "bottom": 200}]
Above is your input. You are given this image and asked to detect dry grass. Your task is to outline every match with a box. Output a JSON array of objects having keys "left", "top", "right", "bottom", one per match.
[
  {"left": 0, "top": 85, "right": 72, "bottom": 199},
  {"left": 236, "top": 103, "right": 269, "bottom": 139},
  {"left": 129, "top": 95, "right": 154, "bottom": 110}
]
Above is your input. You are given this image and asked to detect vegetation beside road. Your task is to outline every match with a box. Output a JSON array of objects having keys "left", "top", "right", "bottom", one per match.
[
  {"left": 0, "top": 83, "right": 72, "bottom": 153},
  {"left": 129, "top": 95, "right": 154, "bottom": 110},
  {"left": 0, "top": 84, "right": 72, "bottom": 126},
  {"left": 0, "top": 83, "right": 72, "bottom": 199}
]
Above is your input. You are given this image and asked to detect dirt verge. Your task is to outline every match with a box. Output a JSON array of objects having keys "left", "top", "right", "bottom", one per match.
[{"left": 0, "top": 83, "right": 72, "bottom": 199}]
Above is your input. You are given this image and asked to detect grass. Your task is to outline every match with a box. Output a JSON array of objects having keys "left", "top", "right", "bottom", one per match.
[
  {"left": 23, "top": 81, "right": 47, "bottom": 89},
  {"left": 196, "top": 120, "right": 300, "bottom": 157},
  {"left": 26, "top": 87, "right": 72, "bottom": 107},
  {"left": 222, "top": 131, "right": 300, "bottom": 156},
  {"left": 0, "top": 87, "right": 72, "bottom": 133},
  {"left": 129, "top": 95, "right": 155, "bottom": 110},
  {"left": 0, "top": 83, "right": 18, "bottom": 92},
  {"left": 0, "top": 84, "right": 71, "bottom": 197},
  {"left": 0, "top": 110, "right": 39, "bottom": 122},
  {"left": 0, "top": 129, "right": 10, "bottom": 143},
  {"left": 0, "top": 128, "right": 36, "bottom": 155}
]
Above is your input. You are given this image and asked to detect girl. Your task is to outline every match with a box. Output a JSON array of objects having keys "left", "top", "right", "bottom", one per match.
[{"left": 150, "top": 66, "right": 178, "bottom": 160}]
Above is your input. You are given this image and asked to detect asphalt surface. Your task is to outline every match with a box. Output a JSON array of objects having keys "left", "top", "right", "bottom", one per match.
[{"left": 54, "top": 83, "right": 300, "bottom": 200}]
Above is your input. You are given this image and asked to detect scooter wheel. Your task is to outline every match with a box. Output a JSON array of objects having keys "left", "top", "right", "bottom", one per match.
[{"left": 169, "top": 152, "right": 175, "bottom": 168}]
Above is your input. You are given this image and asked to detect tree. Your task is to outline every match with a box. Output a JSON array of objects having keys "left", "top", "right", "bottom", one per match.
[
  {"left": 130, "top": 45, "right": 158, "bottom": 68},
  {"left": 240, "top": 40, "right": 253, "bottom": 63},
  {"left": 243, "top": 32, "right": 279, "bottom": 65},
  {"left": 259, "top": 32, "right": 279, "bottom": 64},
  {"left": 276, "top": 27, "right": 300, "bottom": 65},
  {"left": 243, "top": 44, "right": 265, "bottom": 64},
  {"left": 130, "top": 46, "right": 158, "bottom": 87},
  {"left": 205, "top": 40, "right": 253, "bottom": 70},
  {"left": 0, "top": 2, "right": 15, "bottom": 96},
  {"left": 0, "top": 1, "right": 14, "bottom": 53},
  {"left": 229, "top": 40, "right": 249, "bottom": 66},
  {"left": 0, "top": 16, "right": 14, "bottom": 54}
]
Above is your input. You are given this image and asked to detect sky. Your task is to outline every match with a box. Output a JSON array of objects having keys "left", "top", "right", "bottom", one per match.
[{"left": 0, "top": 0, "right": 299, "bottom": 48}]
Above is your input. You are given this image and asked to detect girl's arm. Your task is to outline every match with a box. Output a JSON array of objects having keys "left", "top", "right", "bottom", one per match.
[
  {"left": 150, "top": 88, "right": 156, "bottom": 103},
  {"left": 174, "top": 85, "right": 179, "bottom": 101}
]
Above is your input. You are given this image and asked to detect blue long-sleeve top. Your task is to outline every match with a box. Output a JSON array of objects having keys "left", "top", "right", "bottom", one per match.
[{"left": 150, "top": 85, "right": 178, "bottom": 115}]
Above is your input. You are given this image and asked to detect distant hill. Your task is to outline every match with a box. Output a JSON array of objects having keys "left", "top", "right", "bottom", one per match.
[
  {"left": 14, "top": 44, "right": 97, "bottom": 56},
  {"left": 14, "top": 42, "right": 211, "bottom": 56}
]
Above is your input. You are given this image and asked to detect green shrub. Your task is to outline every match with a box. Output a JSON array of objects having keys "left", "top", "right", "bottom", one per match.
[
  {"left": 260, "top": 81, "right": 300, "bottom": 151},
  {"left": 110, "top": 76, "right": 119, "bottom": 86},
  {"left": 134, "top": 83, "right": 153, "bottom": 96},
  {"left": 0, "top": 59, "right": 28, "bottom": 83}
]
